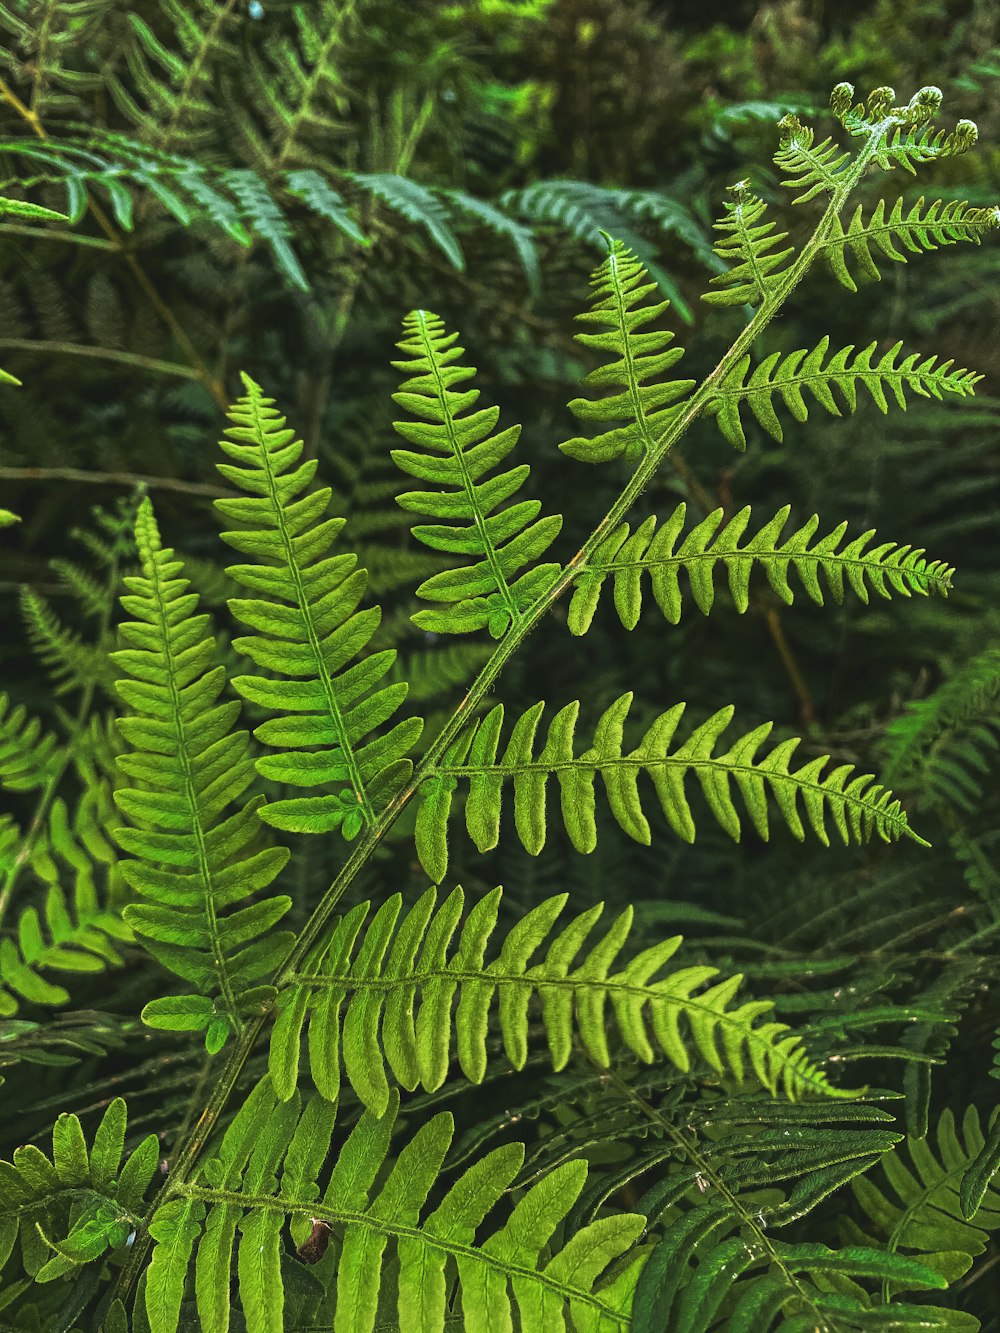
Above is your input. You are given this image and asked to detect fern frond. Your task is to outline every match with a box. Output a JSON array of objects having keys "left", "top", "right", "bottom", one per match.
[
  {"left": 243, "top": 0, "right": 355, "bottom": 172},
  {"left": 773, "top": 116, "right": 853, "bottom": 204},
  {"left": 568, "top": 501, "right": 953, "bottom": 633},
  {"left": 560, "top": 240, "right": 694, "bottom": 465},
  {"left": 19, "top": 586, "right": 115, "bottom": 697},
  {"left": 150, "top": 1081, "right": 646, "bottom": 1333},
  {"left": 443, "top": 188, "right": 541, "bottom": 294},
  {"left": 222, "top": 167, "right": 308, "bottom": 291},
  {"left": 269, "top": 884, "right": 846, "bottom": 1110},
  {"left": 112, "top": 0, "right": 239, "bottom": 153},
  {"left": 702, "top": 188, "right": 796, "bottom": 307},
  {"left": 0, "top": 1097, "right": 158, "bottom": 1282},
  {"left": 215, "top": 375, "right": 422, "bottom": 837},
  {"left": 0, "top": 691, "right": 59, "bottom": 791},
  {"left": 390, "top": 310, "right": 562, "bottom": 637},
  {"left": 851, "top": 1107, "right": 1000, "bottom": 1285},
  {"left": 0, "top": 754, "right": 133, "bottom": 1016},
  {"left": 284, "top": 168, "right": 367, "bottom": 245},
  {"left": 707, "top": 335, "right": 981, "bottom": 450},
  {"left": 634, "top": 1198, "right": 952, "bottom": 1333},
  {"left": 112, "top": 497, "right": 292, "bottom": 1050},
  {"left": 822, "top": 197, "right": 1000, "bottom": 291},
  {"left": 351, "top": 172, "right": 465, "bottom": 269},
  {"left": 882, "top": 645, "right": 1000, "bottom": 813},
  {"left": 500, "top": 180, "right": 717, "bottom": 319},
  {"left": 417, "top": 693, "right": 921, "bottom": 880}
]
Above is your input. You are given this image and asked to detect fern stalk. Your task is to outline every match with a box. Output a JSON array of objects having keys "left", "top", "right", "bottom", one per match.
[{"left": 107, "top": 101, "right": 945, "bottom": 1307}]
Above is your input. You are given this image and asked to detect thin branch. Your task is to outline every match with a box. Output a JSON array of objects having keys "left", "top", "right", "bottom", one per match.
[
  {"left": 0, "top": 466, "right": 229, "bottom": 499},
  {"left": 0, "top": 339, "right": 203, "bottom": 382}
]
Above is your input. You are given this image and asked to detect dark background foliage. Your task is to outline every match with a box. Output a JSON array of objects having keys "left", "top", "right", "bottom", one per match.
[{"left": 2, "top": 0, "right": 1000, "bottom": 1328}]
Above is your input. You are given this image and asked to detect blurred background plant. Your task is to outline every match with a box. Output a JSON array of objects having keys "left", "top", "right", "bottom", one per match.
[{"left": 2, "top": 0, "right": 1000, "bottom": 1327}]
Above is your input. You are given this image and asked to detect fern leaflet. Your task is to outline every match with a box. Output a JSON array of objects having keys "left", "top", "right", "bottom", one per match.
[
  {"left": 822, "top": 197, "right": 1000, "bottom": 292},
  {"left": 112, "top": 497, "right": 292, "bottom": 1050},
  {"left": 391, "top": 310, "right": 562, "bottom": 636},
  {"left": 268, "top": 884, "right": 846, "bottom": 1111},
  {"left": 0, "top": 691, "right": 59, "bottom": 791},
  {"left": 702, "top": 187, "right": 796, "bottom": 307},
  {"left": 416, "top": 693, "right": 922, "bottom": 880},
  {"left": 149, "top": 1080, "right": 646, "bottom": 1333},
  {"left": 216, "top": 376, "right": 423, "bottom": 836},
  {"left": 707, "top": 335, "right": 981, "bottom": 450},
  {"left": 0, "top": 1097, "right": 158, "bottom": 1282},
  {"left": 560, "top": 239, "right": 694, "bottom": 465},
  {"left": 568, "top": 501, "right": 954, "bottom": 632}
]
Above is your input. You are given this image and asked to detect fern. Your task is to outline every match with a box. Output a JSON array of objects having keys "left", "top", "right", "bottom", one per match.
[
  {"left": 707, "top": 336, "right": 980, "bottom": 450},
  {"left": 635, "top": 1199, "right": 954, "bottom": 1333},
  {"left": 0, "top": 1096, "right": 158, "bottom": 1282},
  {"left": 882, "top": 645, "right": 1000, "bottom": 814},
  {"left": 350, "top": 171, "right": 465, "bottom": 270},
  {"left": 145, "top": 1080, "right": 647, "bottom": 1333},
  {"left": 0, "top": 714, "right": 131, "bottom": 1015},
  {"left": 702, "top": 185, "right": 796, "bottom": 308},
  {"left": 500, "top": 179, "right": 717, "bottom": 320},
  {"left": 568, "top": 501, "right": 954, "bottom": 633},
  {"left": 559, "top": 238, "right": 694, "bottom": 465},
  {"left": 416, "top": 693, "right": 922, "bottom": 880},
  {"left": 111, "top": 0, "right": 239, "bottom": 153},
  {"left": 0, "top": 691, "right": 59, "bottom": 791},
  {"left": 215, "top": 375, "right": 422, "bottom": 837},
  {"left": 390, "top": 309, "right": 562, "bottom": 636},
  {"left": 822, "top": 197, "right": 1000, "bottom": 292},
  {"left": 112, "top": 497, "right": 292, "bottom": 1050},
  {"left": 268, "top": 884, "right": 845, "bottom": 1111},
  {"left": 0, "top": 801, "right": 131, "bottom": 1016},
  {"left": 851, "top": 1108, "right": 1000, "bottom": 1288}
]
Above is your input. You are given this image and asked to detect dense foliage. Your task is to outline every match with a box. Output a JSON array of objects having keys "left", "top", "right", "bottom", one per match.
[{"left": 2, "top": 2, "right": 1000, "bottom": 1330}]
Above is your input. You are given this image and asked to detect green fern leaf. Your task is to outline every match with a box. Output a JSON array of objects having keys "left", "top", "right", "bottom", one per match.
[
  {"left": 0, "top": 1097, "right": 158, "bottom": 1281},
  {"left": 851, "top": 1107, "right": 1000, "bottom": 1287},
  {"left": 707, "top": 336, "right": 981, "bottom": 450},
  {"left": 152, "top": 1083, "right": 646, "bottom": 1333},
  {"left": 269, "top": 884, "right": 848, "bottom": 1111},
  {"left": 773, "top": 115, "right": 853, "bottom": 204},
  {"left": 390, "top": 310, "right": 562, "bottom": 637},
  {"left": 20, "top": 586, "right": 116, "bottom": 697},
  {"left": 112, "top": 497, "right": 292, "bottom": 1047},
  {"left": 635, "top": 1198, "right": 952, "bottom": 1333},
  {"left": 351, "top": 172, "right": 464, "bottom": 269},
  {"left": 881, "top": 644, "right": 1000, "bottom": 812},
  {"left": 822, "top": 197, "right": 1000, "bottom": 292},
  {"left": 0, "top": 692, "right": 59, "bottom": 791},
  {"left": 561, "top": 239, "right": 694, "bottom": 465},
  {"left": 568, "top": 501, "right": 954, "bottom": 633},
  {"left": 284, "top": 169, "right": 368, "bottom": 246},
  {"left": 223, "top": 169, "right": 309, "bottom": 292},
  {"left": 216, "top": 375, "right": 422, "bottom": 836},
  {"left": 702, "top": 187, "right": 796, "bottom": 307},
  {"left": 0, "top": 869, "right": 131, "bottom": 1017},
  {"left": 500, "top": 180, "right": 717, "bottom": 320},
  {"left": 418, "top": 693, "right": 922, "bottom": 878}
]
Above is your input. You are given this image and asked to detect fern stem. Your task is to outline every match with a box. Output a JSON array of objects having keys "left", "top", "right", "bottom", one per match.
[
  {"left": 0, "top": 222, "right": 115, "bottom": 249},
  {"left": 0, "top": 339, "right": 204, "bottom": 382},
  {"left": 109, "top": 109, "right": 900, "bottom": 1306},
  {"left": 0, "top": 465, "right": 229, "bottom": 499}
]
